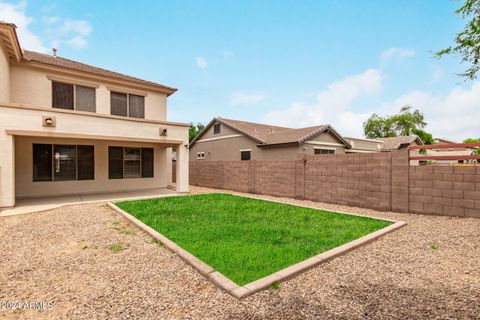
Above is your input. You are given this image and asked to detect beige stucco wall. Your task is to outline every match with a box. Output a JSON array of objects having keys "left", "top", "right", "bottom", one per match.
[
  {"left": 189, "top": 123, "right": 347, "bottom": 161},
  {"left": 0, "top": 43, "right": 10, "bottom": 103},
  {"left": 15, "top": 137, "right": 168, "bottom": 198},
  {"left": 9, "top": 63, "right": 167, "bottom": 121}
]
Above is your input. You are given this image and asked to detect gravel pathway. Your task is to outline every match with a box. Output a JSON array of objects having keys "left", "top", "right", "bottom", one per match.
[{"left": 1, "top": 186, "right": 479, "bottom": 319}]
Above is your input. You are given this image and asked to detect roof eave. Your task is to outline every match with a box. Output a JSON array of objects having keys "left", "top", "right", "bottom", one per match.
[
  {"left": 20, "top": 60, "right": 177, "bottom": 96},
  {"left": 0, "top": 23, "right": 23, "bottom": 61}
]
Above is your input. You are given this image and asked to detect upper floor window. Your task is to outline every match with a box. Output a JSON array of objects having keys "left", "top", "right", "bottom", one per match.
[
  {"left": 314, "top": 148, "right": 335, "bottom": 155},
  {"left": 213, "top": 123, "right": 221, "bottom": 134},
  {"left": 110, "top": 92, "right": 145, "bottom": 119},
  {"left": 52, "top": 81, "right": 96, "bottom": 112}
]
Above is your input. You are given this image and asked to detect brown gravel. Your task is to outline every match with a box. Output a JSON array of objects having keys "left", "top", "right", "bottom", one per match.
[{"left": 1, "top": 186, "right": 479, "bottom": 319}]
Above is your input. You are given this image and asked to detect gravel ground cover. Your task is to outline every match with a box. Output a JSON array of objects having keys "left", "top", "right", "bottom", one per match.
[{"left": 1, "top": 185, "right": 479, "bottom": 319}]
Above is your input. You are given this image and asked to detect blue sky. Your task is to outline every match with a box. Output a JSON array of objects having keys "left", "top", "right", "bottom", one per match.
[{"left": 1, "top": 0, "right": 478, "bottom": 140}]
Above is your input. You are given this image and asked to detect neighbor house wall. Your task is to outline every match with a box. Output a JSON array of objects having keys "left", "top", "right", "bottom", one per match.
[
  {"left": 15, "top": 137, "right": 168, "bottom": 198},
  {"left": 0, "top": 43, "right": 10, "bottom": 102},
  {"left": 9, "top": 64, "right": 168, "bottom": 121}
]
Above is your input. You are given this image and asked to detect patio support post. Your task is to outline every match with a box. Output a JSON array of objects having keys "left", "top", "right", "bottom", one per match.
[
  {"left": 175, "top": 143, "right": 189, "bottom": 193},
  {"left": 0, "top": 134, "right": 15, "bottom": 208}
]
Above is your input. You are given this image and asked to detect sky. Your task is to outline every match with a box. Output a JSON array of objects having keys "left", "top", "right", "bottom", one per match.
[{"left": 0, "top": 0, "right": 478, "bottom": 141}]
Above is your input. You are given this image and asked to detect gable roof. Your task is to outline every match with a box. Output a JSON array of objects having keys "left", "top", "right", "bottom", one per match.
[
  {"left": 189, "top": 117, "right": 351, "bottom": 148},
  {"left": 217, "top": 118, "right": 290, "bottom": 143}
]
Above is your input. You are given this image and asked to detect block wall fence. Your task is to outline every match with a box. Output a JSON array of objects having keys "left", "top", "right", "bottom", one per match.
[{"left": 186, "top": 150, "right": 480, "bottom": 218}]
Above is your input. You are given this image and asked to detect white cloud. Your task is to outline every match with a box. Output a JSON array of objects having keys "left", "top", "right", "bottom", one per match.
[
  {"left": 263, "top": 69, "right": 383, "bottom": 136},
  {"left": 196, "top": 56, "right": 208, "bottom": 69},
  {"left": 44, "top": 17, "right": 92, "bottom": 49},
  {"left": 230, "top": 91, "right": 265, "bottom": 106},
  {"left": 265, "top": 67, "right": 480, "bottom": 141},
  {"left": 0, "top": 1, "right": 92, "bottom": 51},
  {"left": 0, "top": 1, "right": 47, "bottom": 52},
  {"left": 380, "top": 84, "right": 480, "bottom": 141},
  {"left": 380, "top": 47, "right": 415, "bottom": 65}
]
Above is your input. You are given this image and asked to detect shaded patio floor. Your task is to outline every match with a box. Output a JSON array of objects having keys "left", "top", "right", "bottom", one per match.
[{"left": 0, "top": 187, "right": 178, "bottom": 217}]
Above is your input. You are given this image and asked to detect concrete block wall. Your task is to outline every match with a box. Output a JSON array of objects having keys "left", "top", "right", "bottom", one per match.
[
  {"left": 189, "top": 149, "right": 480, "bottom": 218},
  {"left": 254, "top": 161, "right": 296, "bottom": 198},
  {"left": 304, "top": 152, "right": 392, "bottom": 211},
  {"left": 408, "top": 165, "right": 480, "bottom": 217}
]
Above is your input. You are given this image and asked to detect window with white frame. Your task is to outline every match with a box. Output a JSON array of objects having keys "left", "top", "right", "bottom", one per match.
[
  {"left": 196, "top": 152, "right": 205, "bottom": 160},
  {"left": 240, "top": 149, "right": 251, "bottom": 161},
  {"left": 314, "top": 148, "right": 335, "bottom": 155}
]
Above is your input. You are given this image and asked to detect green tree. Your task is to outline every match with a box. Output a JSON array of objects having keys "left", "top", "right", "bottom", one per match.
[
  {"left": 464, "top": 137, "right": 480, "bottom": 154},
  {"left": 189, "top": 122, "right": 205, "bottom": 142},
  {"left": 363, "top": 106, "right": 433, "bottom": 144},
  {"left": 436, "top": 0, "right": 480, "bottom": 80}
]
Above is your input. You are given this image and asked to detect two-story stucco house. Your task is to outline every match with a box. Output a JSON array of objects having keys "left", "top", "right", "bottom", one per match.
[{"left": 0, "top": 22, "right": 189, "bottom": 209}]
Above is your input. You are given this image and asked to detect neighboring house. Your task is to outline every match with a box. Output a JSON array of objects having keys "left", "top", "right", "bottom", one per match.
[
  {"left": 189, "top": 117, "right": 425, "bottom": 162},
  {"left": 189, "top": 117, "right": 351, "bottom": 161},
  {"left": 425, "top": 138, "right": 475, "bottom": 165},
  {"left": 0, "top": 22, "right": 189, "bottom": 208},
  {"left": 345, "top": 135, "right": 424, "bottom": 153}
]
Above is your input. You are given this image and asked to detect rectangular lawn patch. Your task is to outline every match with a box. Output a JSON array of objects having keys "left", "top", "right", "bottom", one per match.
[{"left": 115, "top": 194, "right": 392, "bottom": 286}]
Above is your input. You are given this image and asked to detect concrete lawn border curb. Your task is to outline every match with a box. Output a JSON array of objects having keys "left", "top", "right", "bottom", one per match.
[{"left": 107, "top": 199, "right": 407, "bottom": 299}]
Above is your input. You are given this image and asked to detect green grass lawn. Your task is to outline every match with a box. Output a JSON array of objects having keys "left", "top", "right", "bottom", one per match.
[{"left": 116, "top": 194, "right": 391, "bottom": 285}]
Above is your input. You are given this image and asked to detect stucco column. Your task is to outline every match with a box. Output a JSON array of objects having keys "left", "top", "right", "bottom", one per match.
[
  {"left": 0, "top": 133, "right": 15, "bottom": 207},
  {"left": 175, "top": 143, "right": 189, "bottom": 193}
]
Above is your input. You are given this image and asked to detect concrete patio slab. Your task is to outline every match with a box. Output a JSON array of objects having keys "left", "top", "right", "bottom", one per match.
[{"left": 0, "top": 188, "right": 178, "bottom": 217}]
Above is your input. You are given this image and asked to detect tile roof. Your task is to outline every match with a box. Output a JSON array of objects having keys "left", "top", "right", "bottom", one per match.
[
  {"left": 22, "top": 50, "right": 177, "bottom": 95},
  {"left": 264, "top": 125, "right": 330, "bottom": 145},
  {"left": 377, "top": 135, "right": 423, "bottom": 150},
  {"left": 217, "top": 118, "right": 290, "bottom": 143},
  {"left": 192, "top": 117, "right": 350, "bottom": 147}
]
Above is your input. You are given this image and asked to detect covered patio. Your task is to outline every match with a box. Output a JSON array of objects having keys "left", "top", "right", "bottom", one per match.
[{"left": 0, "top": 187, "right": 179, "bottom": 216}]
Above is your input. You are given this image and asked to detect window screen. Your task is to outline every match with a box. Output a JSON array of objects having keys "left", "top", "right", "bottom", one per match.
[
  {"left": 75, "top": 86, "right": 96, "bottom": 112},
  {"left": 240, "top": 150, "right": 251, "bottom": 161},
  {"left": 123, "top": 148, "right": 141, "bottom": 178},
  {"left": 33, "top": 144, "right": 52, "bottom": 181},
  {"left": 141, "top": 148, "right": 154, "bottom": 177},
  {"left": 314, "top": 149, "right": 335, "bottom": 155},
  {"left": 52, "top": 82, "right": 74, "bottom": 110},
  {"left": 214, "top": 123, "right": 221, "bottom": 134},
  {"left": 108, "top": 147, "right": 124, "bottom": 179},
  {"left": 111, "top": 92, "right": 128, "bottom": 117},
  {"left": 129, "top": 94, "right": 145, "bottom": 118},
  {"left": 53, "top": 145, "right": 77, "bottom": 181},
  {"left": 77, "top": 145, "right": 94, "bottom": 180}
]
